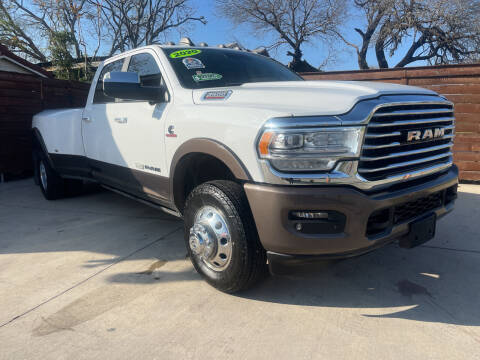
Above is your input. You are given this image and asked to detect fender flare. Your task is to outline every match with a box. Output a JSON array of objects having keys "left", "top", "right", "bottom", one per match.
[
  {"left": 32, "top": 128, "right": 56, "bottom": 169},
  {"left": 169, "top": 138, "right": 252, "bottom": 207}
]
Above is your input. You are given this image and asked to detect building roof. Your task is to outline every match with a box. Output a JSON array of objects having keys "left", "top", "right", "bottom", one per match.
[
  {"left": 0, "top": 44, "right": 52, "bottom": 78},
  {"left": 36, "top": 55, "right": 109, "bottom": 72}
]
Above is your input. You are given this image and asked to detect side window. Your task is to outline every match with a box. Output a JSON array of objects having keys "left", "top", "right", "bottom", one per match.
[
  {"left": 93, "top": 59, "right": 124, "bottom": 104},
  {"left": 128, "top": 53, "right": 163, "bottom": 87}
]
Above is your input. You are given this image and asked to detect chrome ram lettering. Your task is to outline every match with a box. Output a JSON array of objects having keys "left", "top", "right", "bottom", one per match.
[{"left": 407, "top": 128, "right": 445, "bottom": 142}]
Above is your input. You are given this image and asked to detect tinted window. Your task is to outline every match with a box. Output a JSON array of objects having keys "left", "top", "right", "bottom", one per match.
[
  {"left": 93, "top": 59, "right": 124, "bottom": 103},
  {"left": 128, "top": 53, "right": 162, "bottom": 87},
  {"left": 164, "top": 48, "right": 302, "bottom": 89}
]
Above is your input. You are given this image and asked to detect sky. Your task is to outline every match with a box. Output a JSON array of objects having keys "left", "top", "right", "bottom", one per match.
[
  {"left": 16, "top": 0, "right": 417, "bottom": 71},
  {"left": 168, "top": 0, "right": 413, "bottom": 71}
]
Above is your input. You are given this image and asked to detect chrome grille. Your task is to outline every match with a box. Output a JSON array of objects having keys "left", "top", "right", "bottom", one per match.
[{"left": 358, "top": 103, "right": 455, "bottom": 181}]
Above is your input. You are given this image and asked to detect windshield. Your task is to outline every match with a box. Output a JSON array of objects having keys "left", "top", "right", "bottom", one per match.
[{"left": 163, "top": 47, "right": 303, "bottom": 89}]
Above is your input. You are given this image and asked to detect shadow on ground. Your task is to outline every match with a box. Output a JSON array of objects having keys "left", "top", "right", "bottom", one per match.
[{"left": 107, "top": 188, "right": 480, "bottom": 328}]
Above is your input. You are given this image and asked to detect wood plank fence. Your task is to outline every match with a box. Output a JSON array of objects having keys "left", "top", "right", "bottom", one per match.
[
  {"left": 301, "top": 63, "right": 480, "bottom": 182},
  {"left": 0, "top": 71, "right": 90, "bottom": 177},
  {"left": 1, "top": 64, "right": 479, "bottom": 182}
]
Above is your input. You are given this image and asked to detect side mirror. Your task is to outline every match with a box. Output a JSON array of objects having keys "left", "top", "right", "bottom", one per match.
[{"left": 103, "top": 71, "right": 165, "bottom": 102}]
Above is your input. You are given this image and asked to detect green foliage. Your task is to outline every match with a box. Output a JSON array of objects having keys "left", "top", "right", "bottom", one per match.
[
  {"left": 47, "top": 31, "right": 96, "bottom": 82},
  {"left": 48, "top": 31, "right": 76, "bottom": 80},
  {"left": 80, "top": 66, "right": 96, "bottom": 83}
]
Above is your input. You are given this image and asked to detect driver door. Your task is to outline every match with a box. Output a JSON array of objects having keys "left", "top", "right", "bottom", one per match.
[{"left": 82, "top": 51, "right": 170, "bottom": 201}]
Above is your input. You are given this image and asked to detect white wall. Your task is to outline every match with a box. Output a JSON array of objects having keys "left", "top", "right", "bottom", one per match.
[{"left": 0, "top": 57, "right": 36, "bottom": 75}]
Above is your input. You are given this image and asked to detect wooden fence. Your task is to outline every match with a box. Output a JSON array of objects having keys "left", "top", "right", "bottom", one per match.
[
  {"left": 0, "top": 71, "right": 90, "bottom": 177},
  {"left": 1, "top": 64, "right": 479, "bottom": 181},
  {"left": 301, "top": 63, "right": 480, "bottom": 182}
]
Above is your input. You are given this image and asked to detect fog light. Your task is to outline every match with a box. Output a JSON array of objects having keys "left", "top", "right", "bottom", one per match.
[
  {"left": 289, "top": 210, "right": 346, "bottom": 235},
  {"left": 291, "top": 211, "right": 329, "bottom": 219}
]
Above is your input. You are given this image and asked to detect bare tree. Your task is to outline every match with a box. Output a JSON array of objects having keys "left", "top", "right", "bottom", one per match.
[
  {"left": 0, "top": 0, "right": 48, "bottom": 62},
  {"left": 334, "top": 0, "right": 394, "bottom": 70},
  {"left": 91, "top": 0, "right": 206, "bottom": 56},
  {"left": 388, "top": 0, "right": 480, "bottom": 67},
  {"left": 0, "top": 0, "right": 98, "bottom": 62},
  {"left": 59, "top": 0, "right": 89, "bottom": 59},
  {"left": 216, "top": 0, "right": 347, "bottom": 72},
  {"left": 0, "top": 0, "right": 205, "bottom": 78},
  {"left": 343, "top": 0, "right": 480, "bottom": 69}
]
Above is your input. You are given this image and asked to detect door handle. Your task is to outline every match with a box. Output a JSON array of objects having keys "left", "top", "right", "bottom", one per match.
[
  {"left": 114, "top": 117, "right": 128, "bottom": 124},
  {"left": 82, "top": 116, "right": 91, "bottom": 122}
]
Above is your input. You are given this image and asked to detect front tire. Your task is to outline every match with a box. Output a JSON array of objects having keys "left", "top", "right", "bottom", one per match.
[{"left": 184, "top": 181, "right": 267, "bottom": 293}]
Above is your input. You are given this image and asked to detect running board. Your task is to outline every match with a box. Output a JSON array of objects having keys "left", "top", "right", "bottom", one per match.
[{"left": 101, "top": 184, "right": 182, "bottom": 219}]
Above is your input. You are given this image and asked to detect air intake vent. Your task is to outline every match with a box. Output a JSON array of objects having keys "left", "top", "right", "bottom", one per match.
[{"left": 358, "top": 103, "right": 455, "bottom": 181}]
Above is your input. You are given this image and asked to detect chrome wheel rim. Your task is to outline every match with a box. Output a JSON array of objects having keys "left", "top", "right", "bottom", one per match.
[
  {"left": 39, "top": 161, "right": 47, "bottom": 190},
  {"left": 189, "top": 206, "right": 232, "bottom": 271}
]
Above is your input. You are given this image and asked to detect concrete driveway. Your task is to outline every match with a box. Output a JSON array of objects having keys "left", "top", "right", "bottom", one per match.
[{"left": 0, "top": 179, "right": 479, "bottom": 359}]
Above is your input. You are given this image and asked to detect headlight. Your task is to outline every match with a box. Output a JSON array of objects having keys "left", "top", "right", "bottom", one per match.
[{"left": 257, "top": 127, "right": 364, "bottom": 172}]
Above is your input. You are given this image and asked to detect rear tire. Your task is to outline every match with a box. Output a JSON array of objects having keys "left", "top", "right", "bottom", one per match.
[
  {"left": 35, "top": 150, "right": 66, "bottom": 200},
  {"left": 184, "top": 180, "right": 267, "bottom": 293}
]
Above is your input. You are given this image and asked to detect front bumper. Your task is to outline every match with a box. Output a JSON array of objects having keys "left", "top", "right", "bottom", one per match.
[{"left": 244, "top": 166, "right": 458, "bottom": 260}]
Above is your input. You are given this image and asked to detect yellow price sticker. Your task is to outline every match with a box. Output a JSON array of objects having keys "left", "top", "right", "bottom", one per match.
[{"left": 169, "top": 49, "right": 201, "bottom": 58}]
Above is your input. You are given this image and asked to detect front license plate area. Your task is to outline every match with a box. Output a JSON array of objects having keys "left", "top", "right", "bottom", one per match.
[{"left": 400, "top": 213, "right": 436, "bottom": 249}]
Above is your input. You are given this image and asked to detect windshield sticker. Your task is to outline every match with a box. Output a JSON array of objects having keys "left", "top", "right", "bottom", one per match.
[
  {"left": 192, "top": 73, "right": 222, "bottom": 82},
  {"left": 203, "top": 90, "right": 232, "bottom": 100},
  {"left": 183, "top": 57, "right": 205, "bottom": 70},
  {"left": 169, "top": 49, "right": 201, "bottom": 58}
]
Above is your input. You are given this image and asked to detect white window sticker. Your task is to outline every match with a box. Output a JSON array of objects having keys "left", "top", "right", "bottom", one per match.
[
  {"left": 183, "top": 57, "right": 205, "bottom": 70},
  {"left": 192, "top": 73, "right": 222, "bottom": 82}
]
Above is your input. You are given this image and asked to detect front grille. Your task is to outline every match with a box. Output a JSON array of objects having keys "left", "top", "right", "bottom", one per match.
[{"left": 358, "top": 103, "right": 455, "bottom": 181}]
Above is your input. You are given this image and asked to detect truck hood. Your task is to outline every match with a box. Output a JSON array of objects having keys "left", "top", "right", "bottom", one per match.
[{"left": 192, "top": 80, "right": 437, "bottom": 116}]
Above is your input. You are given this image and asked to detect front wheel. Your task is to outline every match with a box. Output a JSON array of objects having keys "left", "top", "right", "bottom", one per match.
[{"left": 184, "top": 181, "right": 267, "bottom": 293}]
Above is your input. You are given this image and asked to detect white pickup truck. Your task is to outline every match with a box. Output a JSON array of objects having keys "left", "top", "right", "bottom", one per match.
[{"left": 32, "top": 45, "right": 458, "bottom": 292}]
